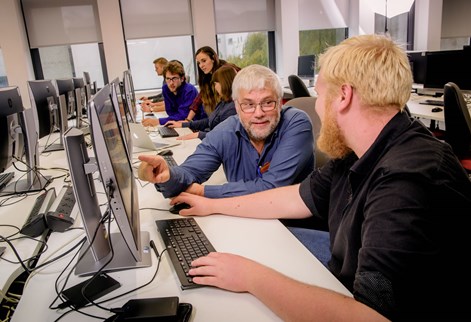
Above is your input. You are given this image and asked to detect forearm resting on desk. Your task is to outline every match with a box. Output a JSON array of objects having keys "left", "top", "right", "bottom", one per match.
[
  {"left": 172, "top": 185, "right": 310, "bottom": 219},
  {"left": 189, "top": 253, "right": 387, "bottom": 322}
]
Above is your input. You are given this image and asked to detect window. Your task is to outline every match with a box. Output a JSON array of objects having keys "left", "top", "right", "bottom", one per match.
[
  {"left": 298, "top": 0, "right": 348, "bottom": 63},
  {"left": 299, "top": 29, "right": 348, "bottom": 57},
  {"left": 120, "top": 0, "right": 194, "bottom": 91},
  {"left": 21, "top": 0, "right": 105, "bottom": 85},
  {"left": 215, "top": 0, "right": 275, "bottom": 69},
  {"left": 0, "top": 49, "right": 8, "bottom": 88},
  {"left": 38, "top": 43, "right": 104, "bottom": 88},
  {"left": 217, "top": 32, "right": 270, "bottom": 68},
  {"left": 126, "top": 36, "right": 195, "bottom": 91}
]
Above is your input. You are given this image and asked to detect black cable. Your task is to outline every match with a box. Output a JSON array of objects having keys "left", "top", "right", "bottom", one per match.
[
  {"left": 0, "top": 235, "right": 31, "bottom": 274},
  {"left": 29, "top": 236, "right": 86, "bottom": 271},
  {"left": 49, "top": 206, "right": 112, "bottom": 311}
]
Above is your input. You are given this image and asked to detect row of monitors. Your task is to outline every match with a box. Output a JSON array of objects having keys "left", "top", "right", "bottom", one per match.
[
  {"left": 0, "top": 70, "right": 135, "bottom": 192},
  {"left": 0, "top": 69, "right": 146, "bottom": 277},
  {"left": 408, "top": 46, "right": 471, "bottom": 92}
]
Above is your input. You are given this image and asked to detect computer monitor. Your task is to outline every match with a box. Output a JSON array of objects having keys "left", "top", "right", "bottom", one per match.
[
  {"left": 73, "top": 77, "right": 88, "bottom": 131},
  {"left": 28, "top": 80, "right": 68, "bottom": 152},
  {"left": 110, "top": 81, "right": 133, "bottom": 160},
  {"left": 0, "top": 87, "right": 50, "bottom": 195},
  {"left": 122, "top": 70, "right": 138, "bottom": 123},
  {"left": 0, "top": 87, "right": 23, "bottom": 179},
  {"left": 56, "top": 78, "right": 76, "bottom": 120},
  {"left": 423, "top": 49, "right": 471, "bottom": 91},
  {"left": 409, "top": 49, "right": 471, "bottom": 93},
  {"left": 83, "top": 71, "right": 96, "bottom": 96},
  {"left": 297, "top": 54, "right": 316, "bottom": 84},
  {"left": 63, "top": 84, "right": 151, "bottom": 276}
]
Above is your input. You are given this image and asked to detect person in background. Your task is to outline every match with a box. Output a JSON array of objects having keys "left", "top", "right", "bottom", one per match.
[
  {"left": 166, "top": 65, "right": 238, "bottom": 140},
  {"left": 185, "top": 46, "right": 240, "bottom": 122},
  {"left": 138, "top": 64, "right": 314, "bottom": 199},
  {"left": 169, "top": 34, "right": 471, "bottom": 321},
  {"left": 141, "top": 61, "right": 200, "bottom": 126},
  {"left": 140, "top": 57, "right": 168, "bottom": 113}
]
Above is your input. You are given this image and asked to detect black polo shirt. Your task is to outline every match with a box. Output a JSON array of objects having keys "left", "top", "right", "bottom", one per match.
[{"left": 300, "top": 111, "right": 471, "bottom": 320}]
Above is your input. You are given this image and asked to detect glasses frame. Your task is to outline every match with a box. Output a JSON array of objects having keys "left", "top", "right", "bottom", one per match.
[
  {"left": 165, "top": 76, "right": 182, "bottom": 83},
  {"left": 237, "top": 100, "right": 278, "bottom": 113}
]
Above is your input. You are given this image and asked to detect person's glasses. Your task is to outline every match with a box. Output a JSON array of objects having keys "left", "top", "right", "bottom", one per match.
[
  {"left": 165, "top": 76, "right": 181, "bottom": 83},
  {"left": 237, "top": 100, "right": 278, "bottom": 113}
]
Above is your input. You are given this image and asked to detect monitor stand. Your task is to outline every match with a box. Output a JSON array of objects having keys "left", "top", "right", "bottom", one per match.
[
  {"left": 43, "top": 143, "right": 64, "bottom": 153},
  {"left": 0, "top": 175, "right": 51, "bottom": 195},
  {"left": 75, "top": 231, "right": 152, "bottom": 276}
]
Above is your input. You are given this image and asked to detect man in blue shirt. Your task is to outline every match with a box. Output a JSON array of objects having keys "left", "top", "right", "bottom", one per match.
[
  {"left": 141, "top": 60, "right": 203, "bottom": 126},
  {"left": 138, "top": 64, "right": 314, "bottom": 198}
]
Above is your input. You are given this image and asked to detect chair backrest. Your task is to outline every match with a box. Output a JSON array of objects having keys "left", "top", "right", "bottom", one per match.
[
  {"left": 284, "top": 96, "right": 330, "bottom": 168},
  {"left": 443, "top": 82, "right": 471, "bottom": 157},
  {"left": 288, "top": 75, "right": 311, "bottom": 98}
]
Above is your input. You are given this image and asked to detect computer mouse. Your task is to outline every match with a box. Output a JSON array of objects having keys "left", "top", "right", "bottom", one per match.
[
  {"left": 169, "top": 202, "right": 191, "bottom": 214},
  {"left": 158, "top": 149, "right": 173, "bottom": 156},
  {"left": 432, "top": 107, "right": 443, "bottom": 112}
]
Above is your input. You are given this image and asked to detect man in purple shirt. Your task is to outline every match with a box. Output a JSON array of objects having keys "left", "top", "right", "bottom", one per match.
[{"left": 142, "top": 61, "right": 202, "bottom": 126}]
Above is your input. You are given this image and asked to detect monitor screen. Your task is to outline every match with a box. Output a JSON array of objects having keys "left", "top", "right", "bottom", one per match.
[
  {"left": 0, "top": 87, "right": 23, "bottom": 175},
  {"left": 83, "top": 71, "right": 91, "bottom": 85},
  {"left": 122, "top": 70, "right": 137, "bottom": 123},
  {"left": 423, "top": 49, "right": 471, "bottom": 91},
  {"left": 56, "top": 78, "right": 76, "bottom": 118},
  {"left": 297, "top": 55, "right": 316, "bottom": 80},
  {"left": 110, "top": 81, "right": 133, "bottom": 159},
  {"left": 0, "top": 87, "right": 50, "bottom": 195},
  {"left": 65, "top": 83, "right": 151, "bottom": 275},
  {"left": 28, "top": 80, "right": 68, "bottom": 152},
  {"left": 73, "top": 77, "right": 86, "bottom": 127}
]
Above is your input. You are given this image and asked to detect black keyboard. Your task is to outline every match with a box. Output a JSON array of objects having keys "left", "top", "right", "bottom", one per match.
[
  {"left": 163, "top": 155, "right": 178, "bottom": 167},
  {"left": 20, "top": 188, "right": 56, "bottom": 237},
  {"left": 0, "top": 172, "right": 14, "bottom": 190},
  {"left": 158, "top": 126, "right": 179, "bottom": 138},
  {"left": 421, "top": 99, "right": 444, "bottom": 106},
  {"left": 155, "top": 217, "right": 216, "bottom": 289}
]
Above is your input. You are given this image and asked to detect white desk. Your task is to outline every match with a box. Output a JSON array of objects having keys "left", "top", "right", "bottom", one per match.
[
  {"left": 0, "top": 134, "right": 75, "bottom": 298},
  {"left": 7, "top": 126, "right": 351, "bottom": 322},
  {"left": 407, "top": 93, "right": 445, "bottom": 123}
]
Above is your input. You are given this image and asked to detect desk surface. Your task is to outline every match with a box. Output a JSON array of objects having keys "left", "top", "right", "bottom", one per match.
[
  {"left": 4, "top": 123, "right": 351, "bottom": 321},
  {"left": 0, "top": 134, "right": 74, "bottom": 296},
  {"left": 407, "top": 93, "right": 445, "bottom": 122}
]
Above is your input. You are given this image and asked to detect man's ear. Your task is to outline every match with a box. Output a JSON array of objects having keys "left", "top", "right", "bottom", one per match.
[{"left": 338, "top": 84, "right": 353, "bottom": 111}]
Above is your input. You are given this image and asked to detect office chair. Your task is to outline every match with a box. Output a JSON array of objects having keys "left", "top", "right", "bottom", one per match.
[
  {"left": 443, "top": 82, "right": 471, "bottom": 173},
  {"left": 284, "top": 96, "right": 330, "bottom": 169},
  {"left": 282, "top": 97, "right": 330, "bottom": 231},
  {"left": 288, "top": 75, "right": 311, "bottom": 98}
]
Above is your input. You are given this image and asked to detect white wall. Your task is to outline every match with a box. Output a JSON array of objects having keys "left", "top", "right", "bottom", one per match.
[
  {"left": 0, "top": 0, "right": 35, "bottom": 108},
  {"left": 96, "top": 0, "right": 128, "bottom": 82},
  {"left": 191, "top": 0, "right": 217, "bottom": 50}
]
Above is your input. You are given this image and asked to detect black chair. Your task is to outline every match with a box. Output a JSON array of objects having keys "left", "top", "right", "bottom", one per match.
[
  {"left": 288, "top": 75, "right": 311, "bottom": 98},
  {"left": 443, "top": 82, "right": 471, "bottom": 172}
]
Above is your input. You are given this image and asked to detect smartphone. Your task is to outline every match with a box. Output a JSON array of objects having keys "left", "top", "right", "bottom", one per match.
[{"left": 61, "top": 272, "right": 121, "bottom": 309}]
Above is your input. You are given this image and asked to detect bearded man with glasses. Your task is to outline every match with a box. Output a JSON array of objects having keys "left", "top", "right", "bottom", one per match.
[{"left": 138, "top": 64, "right": 315, "bottom": 199}]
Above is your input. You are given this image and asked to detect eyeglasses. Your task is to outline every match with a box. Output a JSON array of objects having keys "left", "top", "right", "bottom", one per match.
[
  {"left": 237, "top": 100, "right": 278, "bottom": 113},
  {"left": 165, "top": 76, "right": 181, "bottom": 83}
]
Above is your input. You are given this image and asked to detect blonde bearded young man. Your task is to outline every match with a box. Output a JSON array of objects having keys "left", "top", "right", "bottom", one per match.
[
  {"left": 169, "top": 34, "right": 471, "bottom": 321},
  {"left": 140, "top": 57, "right": 168, "bottom": 113}
]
